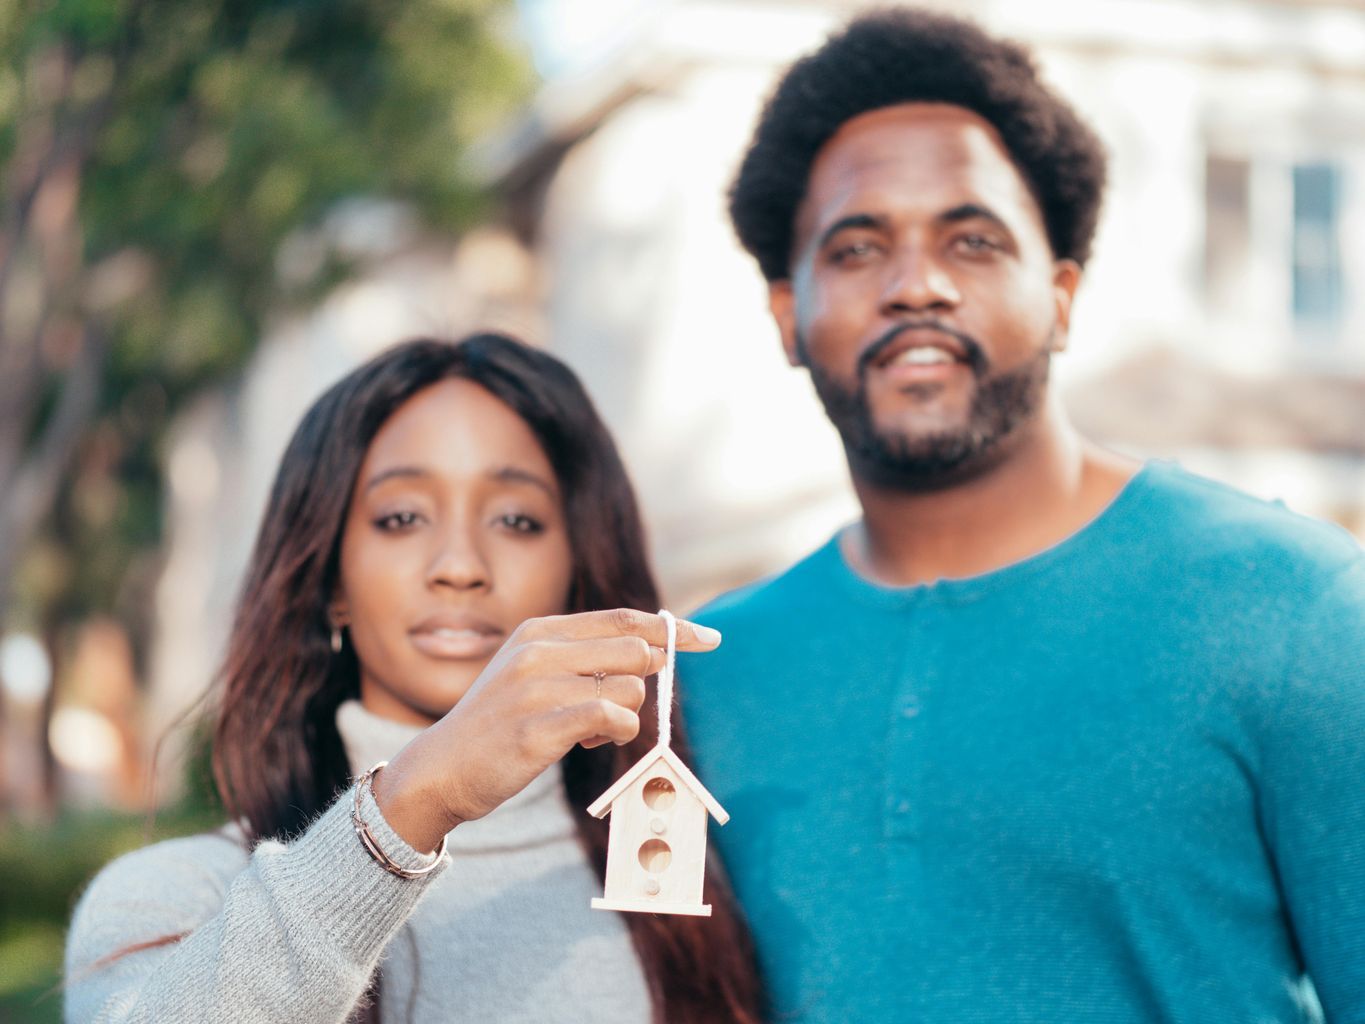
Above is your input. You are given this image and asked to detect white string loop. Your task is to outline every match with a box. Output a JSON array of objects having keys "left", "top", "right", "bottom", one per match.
[{"left": 657, "top": 609, "right": 677, "bottom": 749}]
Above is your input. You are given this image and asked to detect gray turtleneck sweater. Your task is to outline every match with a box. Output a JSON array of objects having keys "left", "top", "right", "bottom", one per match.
[{"left": 64, "top": 701, "right": 652, "bottom": 1023}]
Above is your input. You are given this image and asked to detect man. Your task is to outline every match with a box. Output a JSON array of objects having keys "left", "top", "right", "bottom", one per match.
[{"left": 679, "top": 9, "right": 1364, "bottom": 1022}]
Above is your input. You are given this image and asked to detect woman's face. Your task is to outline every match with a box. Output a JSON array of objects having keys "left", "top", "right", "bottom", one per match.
[{"left": 335, "top": 378, "right": 574, "bottom": 725}]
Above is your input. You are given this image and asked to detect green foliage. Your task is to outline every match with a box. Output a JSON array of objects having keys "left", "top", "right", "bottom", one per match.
[{"left": 2, "top": 0, "right": 529, "bottom": 625}]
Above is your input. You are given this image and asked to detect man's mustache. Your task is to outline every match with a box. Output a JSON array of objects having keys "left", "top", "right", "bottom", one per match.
[{"left": 858, "top": 321, "right": 989, "bottom": 379}]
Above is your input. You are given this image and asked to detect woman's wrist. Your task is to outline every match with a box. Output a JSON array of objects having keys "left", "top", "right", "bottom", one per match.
[{"left": 368, "top": 752, "right": 461, "bottom": 855}]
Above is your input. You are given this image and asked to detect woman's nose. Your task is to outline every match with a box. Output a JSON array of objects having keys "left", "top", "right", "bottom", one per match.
[{"left": 425, "top": 532, "right": 490, "bottom": 592}]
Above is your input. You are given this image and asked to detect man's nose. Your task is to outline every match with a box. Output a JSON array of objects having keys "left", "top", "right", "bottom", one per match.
[
  {"left": 880, "top": 248, "right": 960, "bottom": 314},
  {"left": 425, "top": 531, "right": 491, "bottom": 592}
]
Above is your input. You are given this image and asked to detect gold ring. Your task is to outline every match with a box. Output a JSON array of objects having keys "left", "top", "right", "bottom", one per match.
[{"left": 593, "top": 670, "right": 605, "bottom": 698}]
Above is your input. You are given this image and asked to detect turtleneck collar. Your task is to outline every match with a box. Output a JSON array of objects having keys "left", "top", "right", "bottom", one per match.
[{"left": 335, "top": 699, "right": 578, "bottom": 853}]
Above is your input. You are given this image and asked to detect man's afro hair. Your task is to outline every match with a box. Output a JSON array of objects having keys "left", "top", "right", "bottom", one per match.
[{"left": 729, "top": 8, "right": 1108, "bottom": 281}]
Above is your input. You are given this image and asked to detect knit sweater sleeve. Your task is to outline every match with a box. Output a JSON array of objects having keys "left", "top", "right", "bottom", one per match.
[
  {"left": 64, "top": 782, "right": 448, "bottom": 1024},
  {"left": 1261, "top": 557, "right": 1365, "bottom": 1023}
]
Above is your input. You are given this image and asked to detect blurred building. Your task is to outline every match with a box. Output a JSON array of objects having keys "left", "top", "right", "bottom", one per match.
[{"left": 138, "top": 0, "right": 1365, "bottom": 799}]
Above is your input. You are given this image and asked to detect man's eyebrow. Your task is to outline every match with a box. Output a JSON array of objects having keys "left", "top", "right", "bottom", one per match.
[
  {"left": 490, "top": 465, "right": 557, "bottom": 497},
  {"left": 816, "top": 206, "right": 1011, "bottom": 248},
  {"left": 937, "top": 203, "right": 1011, "bottom": 233},
  {"left": 364, "top": 465, "right": 429, "bottom": 492},
  {"left": 816, "top": 213, "right": 889, "bottom": 250}
]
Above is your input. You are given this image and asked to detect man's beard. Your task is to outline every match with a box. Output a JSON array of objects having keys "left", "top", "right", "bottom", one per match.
[{"left": 797, "top": 324, "right": 1052, "bottom": 492}]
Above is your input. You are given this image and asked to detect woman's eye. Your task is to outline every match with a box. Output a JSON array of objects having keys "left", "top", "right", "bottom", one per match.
[
  {"left": 495, "top": 513, "right": 544, "bottom": 534},
  {"left": 374, "top": 510, "right": 422, "bottom": 531}
]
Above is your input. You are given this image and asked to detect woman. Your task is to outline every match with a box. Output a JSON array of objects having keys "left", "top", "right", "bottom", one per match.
[{"left": 65, "top": 335, "right": 765, "bottom": 1023}]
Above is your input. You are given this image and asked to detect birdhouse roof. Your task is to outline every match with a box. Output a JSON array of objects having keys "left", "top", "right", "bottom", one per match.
[{"left": 587, "top": 744, "right": 729, "bottom": 824}]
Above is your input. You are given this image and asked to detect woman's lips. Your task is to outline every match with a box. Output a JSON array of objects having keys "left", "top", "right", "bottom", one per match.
[{"left": 409, "top": 627, "right": 505, "bottom": 660}]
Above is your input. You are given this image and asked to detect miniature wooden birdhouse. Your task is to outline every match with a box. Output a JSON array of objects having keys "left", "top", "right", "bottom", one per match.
[{"left": 588, "top": 744, "right": 729, "bottom": 917}]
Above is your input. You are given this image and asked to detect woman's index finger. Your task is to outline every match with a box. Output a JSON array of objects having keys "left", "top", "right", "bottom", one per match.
[{"left": 538, "top": 608, "right": 722, "bottom": 651}]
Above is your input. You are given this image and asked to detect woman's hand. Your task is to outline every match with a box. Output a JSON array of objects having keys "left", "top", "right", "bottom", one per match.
[{"left": 370, "top": 609, "right": 721, "bottom": 853}]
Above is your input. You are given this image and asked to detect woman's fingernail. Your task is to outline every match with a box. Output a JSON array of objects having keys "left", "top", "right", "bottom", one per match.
[{"left": 692, "top": 624, "right": 722, "bottom": 645}]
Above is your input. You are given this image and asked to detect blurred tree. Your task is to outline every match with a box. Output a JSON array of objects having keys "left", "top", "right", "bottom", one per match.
[{"left": 0, "top": 0, "right": 528, "bottom": 806}]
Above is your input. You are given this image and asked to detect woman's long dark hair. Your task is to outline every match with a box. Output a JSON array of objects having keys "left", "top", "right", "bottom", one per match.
[{"left": 213, "top": 334, "right": 765, "bottom": 1023}]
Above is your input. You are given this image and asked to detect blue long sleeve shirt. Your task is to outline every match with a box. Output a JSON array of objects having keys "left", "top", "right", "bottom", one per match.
[{"left": 680, "top": 462, "right": 1365, "bottom": 1023}]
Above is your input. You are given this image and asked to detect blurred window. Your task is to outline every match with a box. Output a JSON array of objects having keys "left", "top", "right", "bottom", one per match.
[
  {"left": 1203, "top": 153, "right": 1349, "bottom": 345},
  {"left": 1291, "top": 162, "right": 1343, "bottom": 327}
]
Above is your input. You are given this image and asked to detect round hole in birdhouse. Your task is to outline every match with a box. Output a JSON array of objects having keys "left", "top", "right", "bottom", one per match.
[
  {"left": 638, "top": 839, "right": 672, "bottom": 873},
  {"left": 642, "top": 777, "right": 675, "bottom": 811}
]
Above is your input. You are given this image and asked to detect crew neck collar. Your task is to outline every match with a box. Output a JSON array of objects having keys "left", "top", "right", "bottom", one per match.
[{"left": 821, "top": 459, "right": 1163, "bottom": 607}]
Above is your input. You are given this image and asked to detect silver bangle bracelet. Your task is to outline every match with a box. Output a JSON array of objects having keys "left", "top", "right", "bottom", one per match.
[{"left": 351, "top": 760, "right": 448, "bottom": 879}]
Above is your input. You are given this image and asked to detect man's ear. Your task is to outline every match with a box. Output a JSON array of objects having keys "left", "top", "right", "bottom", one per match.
[
  {"left": 1050, "top": 259, "right": 1082, "bottom": 353},
  {"left": 769, "top": 280, "right": 801, "bottom": 367}
]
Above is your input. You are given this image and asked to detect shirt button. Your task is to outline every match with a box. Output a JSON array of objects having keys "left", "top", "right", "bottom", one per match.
[
  {"left": 896, "top": 799, "right": 912, "bottom": 814},
  {"left": 901, "top": 704, "right": 920, "bottom": 719}
]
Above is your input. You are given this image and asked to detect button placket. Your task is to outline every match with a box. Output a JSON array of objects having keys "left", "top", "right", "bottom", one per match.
[{"left": 883, "top": 595, "right": 938, "bottom": 842}]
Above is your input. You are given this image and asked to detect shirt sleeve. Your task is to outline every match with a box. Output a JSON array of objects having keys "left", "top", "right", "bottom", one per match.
[
  {"left": 1261, "top": 557, "right": 1365, "bottom": 1022},
  {"left": 64, "top": 782, "right": 448, "bottom": 1024}
]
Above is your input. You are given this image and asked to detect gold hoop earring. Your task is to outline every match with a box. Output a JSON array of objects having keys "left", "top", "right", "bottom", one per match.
[{"left": 331, "top": 625, "right": 344, "bottom": 654}]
